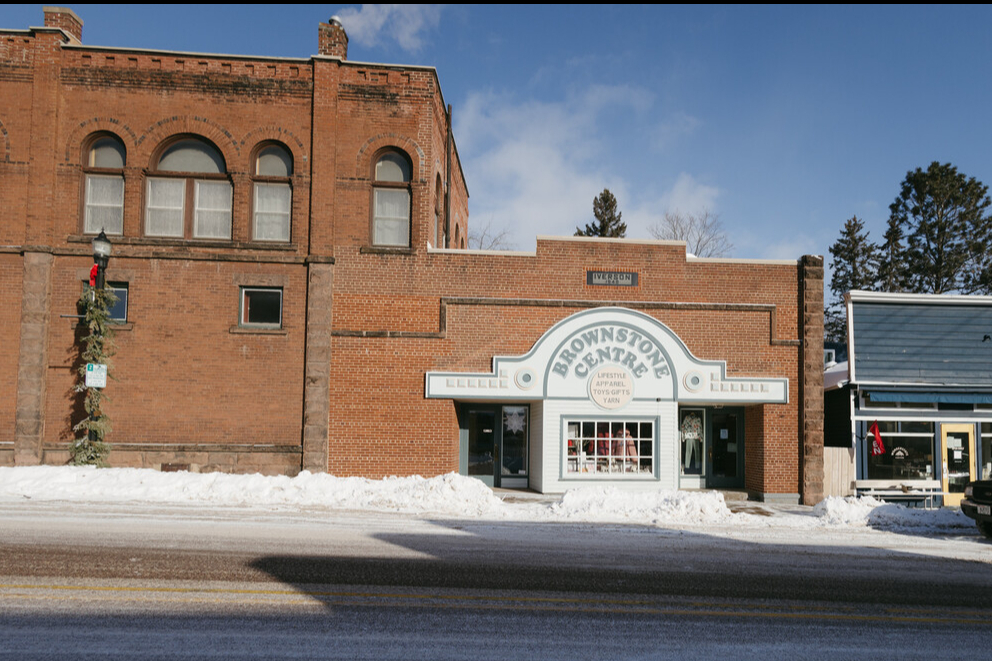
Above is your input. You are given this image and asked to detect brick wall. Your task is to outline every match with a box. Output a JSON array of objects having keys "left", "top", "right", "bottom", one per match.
[{"left": 0, "top": 10, "right": 819, "bottom": 500}]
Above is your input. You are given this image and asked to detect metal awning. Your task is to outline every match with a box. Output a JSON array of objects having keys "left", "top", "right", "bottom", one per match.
[{"left": 864, "top": 389, "right": 992, "bottom": 404}]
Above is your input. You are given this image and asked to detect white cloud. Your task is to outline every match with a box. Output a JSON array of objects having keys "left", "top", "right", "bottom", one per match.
[
  {"left": 336, "top": 4, "right": 442, "bottom": 52},
  {"left": 456, "top": 87, "right": 650, "bottom": 247},
  {"left": 623, "top": 173, "right": 721, "bottom": 240}
]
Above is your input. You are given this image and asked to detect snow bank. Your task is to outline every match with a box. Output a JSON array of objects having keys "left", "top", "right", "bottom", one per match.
[
  {"left": 0, "top": 467, "right": 978, "bottom": 533},
  {"left": 547, "top": 486, "right": 740, "bottom": 525},
  {"left": 0, "top": 466, "right": 505, "bottom": 517},
  {"left": 814, "top": 495, "right": 974, "bottom": 531}
]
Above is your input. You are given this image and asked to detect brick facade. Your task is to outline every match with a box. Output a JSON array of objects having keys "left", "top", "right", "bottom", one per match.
[{"left": 0, "top": 8, "right": 824, "bottom": 501}]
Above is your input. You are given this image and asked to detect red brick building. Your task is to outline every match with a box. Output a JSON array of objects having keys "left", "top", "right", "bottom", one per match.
[{"left": 0, "top": 8, "right": 824, "bottom": 503}]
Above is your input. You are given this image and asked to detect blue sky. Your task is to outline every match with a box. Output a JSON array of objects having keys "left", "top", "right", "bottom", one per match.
[{"left": 5, "top": 4, "right": 992, "bottom": 263}]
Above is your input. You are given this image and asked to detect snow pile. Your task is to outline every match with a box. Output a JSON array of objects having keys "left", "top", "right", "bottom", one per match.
[
  {"left": 547, "top": 486, "right": 740, "bottom": 525},
  {"left": 0, "top": 466, "right": 506, "bottom": 517},
  {"left": 814, "top": 495, "right": 974, "bottom": 531}
]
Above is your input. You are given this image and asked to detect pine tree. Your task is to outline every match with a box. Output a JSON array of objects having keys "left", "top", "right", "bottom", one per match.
[
  {"left": 889, "top": 161, "right": 992, "bottom": 294},
  {"left": 825, "top": 216, "right": 879, "bottom": 341},
  {"left": 877, "top": 216, "right": 910, "bottom": 293},
  {"left": 70, "top": 285, "right": 117, "bottom": 466},
  {"left": 575, "top": 188, "right": 626, "bottom": 238}
]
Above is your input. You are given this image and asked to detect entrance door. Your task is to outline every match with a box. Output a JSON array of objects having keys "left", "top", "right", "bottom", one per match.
[
  {"left": 940, "top": 424, "right": 976, "bottom": 506},
  {"left": 462, "top": 405, "right": 529, "bottom": 488},
  {"left": 707, "top": 410, "right": 744, "bottom": 489}
]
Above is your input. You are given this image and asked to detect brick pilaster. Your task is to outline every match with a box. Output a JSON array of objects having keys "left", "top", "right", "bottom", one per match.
[
  {"left": 14, "top": 252, "right": 54, "bottom": 465},
  {"left": 302, "top": 261, "right": 333, "bottom": 471},
  {"left": 800, "top": 254, "right": 825, "bottom": 505}
]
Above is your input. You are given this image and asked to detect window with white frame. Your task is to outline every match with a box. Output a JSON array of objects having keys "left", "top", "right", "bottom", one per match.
[
  {"left": 146, "top": 138, "right": 231, "bottom": 240},
  {"left": 565, "top": 419, "right": 653, "bottom": 476},
  {"left": 253, "top": 144, "right": 293, "bottom": 242},
  {"left": 83, "top": 135, "right": 126, "bottom": 235},
  {"left": 240, "top": 287, "right": 282, "bottom": 329},
  {"left": 372, "top": 151, "right": 411, "bottom": 247}
]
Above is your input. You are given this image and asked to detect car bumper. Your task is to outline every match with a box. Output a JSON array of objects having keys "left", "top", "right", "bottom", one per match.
[{"left": 961, "top": 498, "right": 992, "bottom": 523}]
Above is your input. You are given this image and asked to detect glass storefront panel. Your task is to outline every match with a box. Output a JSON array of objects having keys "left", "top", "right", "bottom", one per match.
[
  {"left": 565, "top": 419, "right": 653, "bottom": 476},
  {"left": 680, "top": 409, "right": 704, "bottom": 476},
  {"left": 982, "top": 423, "right": 992, "bottom": 479},
  {"left": 501, "top": 406, "right": 528, "bottom": 477},
  {"left": 866, "top": 434, "right": 935, "bottom": 480}
]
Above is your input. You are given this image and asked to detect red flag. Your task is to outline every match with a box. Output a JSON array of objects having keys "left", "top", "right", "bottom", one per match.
[{"left": 869, "top": 420, "right": 885, "bottom": 456}]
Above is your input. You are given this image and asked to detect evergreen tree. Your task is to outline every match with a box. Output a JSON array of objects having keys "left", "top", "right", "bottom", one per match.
[
  {"left": 876, "top": 216, "right": 910, "bottom": 293},
  {"left": 71, "top": 285, "right": 116, "bottom": 466},
  {"left": 889, "top": 161, "right": 992, "bottom": 294},
  {"left": 825, "top": 216, "right": 879, "bottom": 342},
  {"left": 576, "top": 188, "right": 626, "bottom": 238}
]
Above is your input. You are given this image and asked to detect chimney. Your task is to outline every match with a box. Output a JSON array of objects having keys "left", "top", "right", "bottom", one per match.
[
  {"left": 318, "top": 16, "right": 348, "bottom": 59},
  {"left": 43, "top": 6, "right": 83, "bottom": 43}
]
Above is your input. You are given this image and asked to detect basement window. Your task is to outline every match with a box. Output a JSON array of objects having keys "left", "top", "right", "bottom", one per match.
[{"left": 240, "top": 287, "right": 282, "bottom": 329}]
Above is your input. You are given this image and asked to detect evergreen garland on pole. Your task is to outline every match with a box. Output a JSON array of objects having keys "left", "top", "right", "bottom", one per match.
[{"left": 71, "top": 285, "right": 117, "bottom": 466}]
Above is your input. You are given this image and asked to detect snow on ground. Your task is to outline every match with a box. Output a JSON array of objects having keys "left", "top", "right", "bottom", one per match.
[{"left": 0, "top": 466, "right": 978, "bottom": 534}]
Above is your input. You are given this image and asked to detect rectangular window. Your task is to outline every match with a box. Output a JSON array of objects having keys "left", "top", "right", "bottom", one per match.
[
  {"left": 84, "top": 174, "right": 124, "bottom": 235},
  {"left": 194, "top": 180, "right": 233, "bottom": 239},
  {"left": 240, "top": 287, "right": 282, "bottom": 328},
  {"left": 107, "top": 282, "right": 128, "bottom": 322},
  {"left": 373, "top": 188, "right": 410, "bottom": 246},
  {"left": 146, "top": 178, "right": 185, "bottom": 237},
  {"left": 680, "top": 408, "right": 704, "bottom": 475},
  {"left": 565, "top": 419, "right": 653, "bottom": 477},
  {"left": 865, "top": 420, "right": 935, "bottom": 480},
  {"left": 253, "top": 183, "right": 291, "bottom": 241}
]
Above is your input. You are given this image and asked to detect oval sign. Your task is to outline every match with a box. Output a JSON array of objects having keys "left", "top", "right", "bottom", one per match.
[{"left": 588, "top": 365, "right": 633, "bottom": 410}]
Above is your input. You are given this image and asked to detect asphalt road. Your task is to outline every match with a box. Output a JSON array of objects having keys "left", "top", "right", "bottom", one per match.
[{"left": 2, "top": 501, "right": 991, "bottom": 659}]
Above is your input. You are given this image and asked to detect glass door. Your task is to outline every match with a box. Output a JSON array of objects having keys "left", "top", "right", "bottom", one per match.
[
  {"left": 940, "top": 424, "right": 976, "bottom": 506},
  {"left": 706, "top": 409, "right": 744, "bottom": 489},
  {"left": 462, "top": 405, "right": 529, "bottom": 488},
  {"left": 466, "top": 409, "right": 497, "bottom": 487}
]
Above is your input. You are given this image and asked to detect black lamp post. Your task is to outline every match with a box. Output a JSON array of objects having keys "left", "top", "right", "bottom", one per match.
[
  {"left": 86, "top": 230, "right": 112, "bottom": 454},
  {"left": 92, "top": 230, "right": 112, "bottom": 290}
]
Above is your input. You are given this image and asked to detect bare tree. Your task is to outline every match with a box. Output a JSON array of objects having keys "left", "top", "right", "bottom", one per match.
[
  {"left": 649, "top": 209, "right": 732, "bottom": 258},
  {"left": 468, "top": 217, "right": 516, "bottom": 250}
]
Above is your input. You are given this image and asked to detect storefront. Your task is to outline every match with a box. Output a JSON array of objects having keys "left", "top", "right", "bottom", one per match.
[
  {"left": 827, "top": 291, "right": 992, "bottom": 505},
  {"left": 428, "top": 307, "right": 788, "bottom": 493}
]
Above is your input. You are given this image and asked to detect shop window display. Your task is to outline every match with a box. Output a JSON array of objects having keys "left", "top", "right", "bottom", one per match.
[
  {"left": 566, "top": 420, "right": 653, "bottom": 476},
  {"left": 865, "top": 420, "right": 935, "bottom": 480},
  {"left": 680, "top": 409, "right": 703, "bottom": 475}
]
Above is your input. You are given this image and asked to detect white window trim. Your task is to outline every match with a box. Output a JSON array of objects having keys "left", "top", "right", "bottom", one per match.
[
  {"left": 240, "top": 287, "right": 283, "bottom": 329},
  {"left": 252, "top": 182, "right": 292, "bottom": 242},
  {"left": 84, "top": 174, "right": 125, "bottom": 235}
]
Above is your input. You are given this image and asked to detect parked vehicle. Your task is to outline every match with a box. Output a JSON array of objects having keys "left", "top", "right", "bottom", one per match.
[{"left": 961, "top": 480, "right": 992, "bottom": 539}]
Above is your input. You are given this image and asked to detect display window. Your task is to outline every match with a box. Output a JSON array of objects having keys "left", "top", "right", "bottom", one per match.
[
  {"left": 865, "top": 420, "right": 935, "bottom": 481},
  {"left": 680, "top": 408, "right": 704, "bottom": 476},
  {"left": 565, "top": 419, "right": 653, "bottom": 476}
]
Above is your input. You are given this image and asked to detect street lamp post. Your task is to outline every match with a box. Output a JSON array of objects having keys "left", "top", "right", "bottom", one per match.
[
  {"left": 92, "top": 229, "right": 112, "bottom": 291},
  {"left": 87, "top": 230, "right": 112, "bottom": 452}
]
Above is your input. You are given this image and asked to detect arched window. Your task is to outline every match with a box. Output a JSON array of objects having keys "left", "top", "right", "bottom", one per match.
[
  {"left": 83, "top": 135, "right": 126, "bottom": 235},
  {"left": 372, "top": 150, "right": 411, "bottom": 247},
  {"left": 252, "top": 144, "right": 293, "bottom": 242},
  {"left": 146, "top": 137, "right": 231, "bottom": 239}
]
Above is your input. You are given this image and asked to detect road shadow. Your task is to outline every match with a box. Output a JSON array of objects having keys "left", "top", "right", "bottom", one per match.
[{"left": 250, "top": 517, "right": 992, "bottom": 611}]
